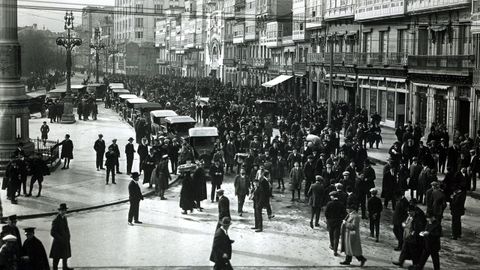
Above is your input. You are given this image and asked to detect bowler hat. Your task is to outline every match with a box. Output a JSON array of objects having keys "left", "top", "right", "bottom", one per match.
[
  {"left": 58, "top": 203, "right": 68, "bottom": 211},
  {"left": 24, "top": 227, "right": 36, "bottom": 234},
  {"left": 219, "top": 217, "right": 232, "bottom": 226},
  {"left": 7, "top": 215, "right": 17, "bottom": 221},
  {"left": 131, "top": 172, "right": 140, "bottom": 179},
  {"left": 128, "top": 137, "right": 134, "bottom": 142}
]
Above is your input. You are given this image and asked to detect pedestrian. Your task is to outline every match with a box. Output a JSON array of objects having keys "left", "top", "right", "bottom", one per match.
[
  {"left": 450, "top": 189, "right": 466, "bottom": 240},
  {"left": 325, "top": 191, "right": 347, "bottom": 256},
  {"left": 52, "top": 134, "right": 73, "bottom": 170},
  {"left": 412, "top": 215, "right": 442, "bottom": 270},
  {"left": 210, "top": 217, "right": 234, "bottom": 270},
  {"left": 49, "top": 203, "right": 73, "bottom": 270},
  {"left": 340, "top": 204, "right": 367, "bottom": 267},
  {"left": 105, "top": 146, "right": 117, "bottom": 184},
  {"left": 16, "top": 155, "right": 28, "bottom": 197},
  {"left": 392, "top": 192, "right": 409, "bottom": 250},
  {"left": 250, "top": 179, "right": 264, "bottom": 232},
  {"left": 234, "top": 168, "right": 249, "bottom": 216},
  {"left": 5, "top": 159, "right": 21, "bottom": 204},
  {"left": 155, "top": 155, "right": 171, "bottom": 200},
  {"left": 307, "top": 175, "right": 325, "bottom": 228},
  {"left": 137, "top": 137, "right": 149, "bottom": 174},
  {"left": 109, "top": 139, "right": 122, "bottom": 174},
  {"left": 179, "top": 170, "right": 196, "bottom": 215},
  {"left": 289, "top": 161, "right": 304, "bottom": 202},
  {"left": 425, "top": 181, "right": 446, "bottom": 222},
  {"left": 142, "top": 149, "right": 156, "bottom": 189},
  {"left": 40, "top": 121, "right": 50, "bottom": 146},
  {"left": 381, "top": 167, "right": 398, "bottom": 209},
  {"left": 367, "top": 188, "right": 382, "bottom": 242},
  {"left": 125, "top": 137, "right": 136, "bottom": 175},
  {"left": 128, "top": 172, "right": 144, "bottom": 225},
  {"left": 272, "top": 154, "right": 286, "bottom": 190},
  {"left": 210, "top": 160, "right": 224, "bottom": 202},
  {"left": 21, "top": 227, "right": 50, "bottom": 270},
  {"left": 259, "top": 171, "right": 275, "bottom": 219},
  {"left": 0, "top": 234, "right": 18, "bottom": 270},
  {"left": 28, "top": 152, "right": 49, "bottom": 197},
  {"left": 94, "top": 134, "right": 106, "bottom": 171},
  {"left": 1, "top": 215, "right": 22, "bottom": 251},
  {"left": 216, "top": 189, "right": 230, "bottom": 229}
]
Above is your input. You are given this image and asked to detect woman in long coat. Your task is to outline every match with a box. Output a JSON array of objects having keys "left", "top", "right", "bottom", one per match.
[
  {"left": 340, "top": 205, "right": 367, "bottom": 266},
  {"left": 179, "top": 171, "right": 195, "bottom": 214}
]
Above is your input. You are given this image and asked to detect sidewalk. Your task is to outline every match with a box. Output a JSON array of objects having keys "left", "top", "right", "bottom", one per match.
[{"left": 2, "top": 103, "right": 173, "bottom": 219}]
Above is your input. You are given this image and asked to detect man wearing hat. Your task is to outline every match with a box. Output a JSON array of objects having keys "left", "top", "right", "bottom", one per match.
[
  {"left": 358, "top": 160, "right": 376, "bottom": 219},
  {"left": 2, "top": 215, "right": 22, "bottom": 252},
  {"left": 128, "top": 172, "right": 144, "bottom": 225},
  {"left": 468, "top": 148, "right": 479, "bottom": 191},
  {"left": 40, "top": 121, "right": 50, "bottom": 146},
  {"left": 250, "top": 179, "right": 264, "bottom": 232},
  {"left": 109, "top": 139, "right": 122, "bottom": 174},
  {"left": 210, "top": 160, "right": 224, "bottom": 203},
  {"left": 216, "top": 189, "right": 230, "bottom": 230},
  {"left": 0, "top": 234, "right": 18, "bottom": 269},
  {"left": 94, "top": 134, "right": 106, "bottom": 171},
  {"left": 307, "top": 175, "right": 325, "bottom": 228},
  {"left": 22, "top": 227, "right": 50, "bottom": 270},
  {"left": 125, "top": 137, "right": 136, "bottom": 175},
  {"left": 210, "top": 217, "right": 234, "bottom": 270},
  {"left": 425, "top": 181, "right": 446, "bottom": 222},
  {"left": 367, "top": 188, "right": 383, "bottom": 242},
  {"left": 105, "top": 146, "right": 117, "bottom": 185},
  {"left": 304, "top": 155, "right": 315, "bottom": 201},
  {"left": 50, "top": 203, "right": 73, "bottom": 270},
  {"left": 324, "top": 191, "right": 347, "bottom": 256}
]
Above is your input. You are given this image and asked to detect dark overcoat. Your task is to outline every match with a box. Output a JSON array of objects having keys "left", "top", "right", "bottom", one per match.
[{"left": 49, "top": 214, "right": 71, "bottom": 259}]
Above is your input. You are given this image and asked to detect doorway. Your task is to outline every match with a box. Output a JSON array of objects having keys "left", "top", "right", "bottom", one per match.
[
  {"left": 417, "top": 93, "right": 427, "bottom": 128},
  {"left": 312, "top": 82, "right": 318, "bottom": 101},
  {"left": 458, "top": 99, "right": 470, "bottom": 135}
]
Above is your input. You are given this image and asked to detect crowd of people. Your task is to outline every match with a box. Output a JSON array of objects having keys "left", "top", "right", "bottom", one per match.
[{"left": 2, "top": 72, "right": 478, "bottom": 269}]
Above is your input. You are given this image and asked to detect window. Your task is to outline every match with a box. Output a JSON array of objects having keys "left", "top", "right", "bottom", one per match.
[
  {"left": 154, "top": 4, "right": 163, "bottom": 13},
  {"left": 379, "top": 31, "right": 388, "bottom": 53},
  {"left": 135, "top": 31, "right": 143, "bottom": 39},
  {"left": 135, "top": 18, "right": 143, "bottom": 28},
  {"left": 135, "top": 4, "right": 143, "bottom": 13},
  {"left": 363, "top": 32, "right": 371, "bottom": 52},
  {"left": 300, "top": 23, "right": 304, "bottom": 31},
  {"left": 397, "top": 29, "right": 407, "bottom": 53}
]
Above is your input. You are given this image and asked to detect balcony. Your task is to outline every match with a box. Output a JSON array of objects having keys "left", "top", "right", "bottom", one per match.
[
  {"left": 355, "top": 0, "right": 405, "bottom": 21},
  {"left": 294, "top": 62, "right": 307, "bottom": 73},
  {"left": 307, "top": 53, "right": 325, "bottom": 65},
  {"left": 406, "top": 0, "right": 470, "bottom": 13},
  {"left": 253, "top": 58, "right": 270, "bottom": 68},
  {"left": 408, "top": 55, "right": 474, "bottom": 75},
  {"left": 323, "top": 52, "right": 359, "bottom": 66},
  {"left": 224, "top": 0, "right": 235, "bottom": 19},
  {"left": 223, "top": 58, "right": 236, "bottom": 67},
  {"left": 156, "top": 59, "right": 169, "bottom": 65},
  {"left": 356, "top": 52, "right": 407, "bottom": 67},
  {"left": 325, "top": 4, "right": 355, "bottom": 20},
  {"left": 473, "top": 69, "right": 480, "bottom": 87},
  {"left": 282, "top": 35, "right": 294, "bottom": 46},
  {"left": 306, "top": 16, "right": 323, "bottom": 30},
  {"left": 293, "top": 29, "right": 306, "bottom": 41}
]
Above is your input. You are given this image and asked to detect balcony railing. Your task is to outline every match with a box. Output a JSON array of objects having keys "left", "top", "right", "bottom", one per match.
[
  {"left": 323, "top": 52, "right": 358, "bottom": 65},
  {"left": 253, "top": 58, "right": 270, "bottom": 68},
  {"left": 356, "top": 52, "right": 408, "bottom": 66},
  {"left": 408, "top": 55, "right": 474, "bottom": 72},
  {"left": 294, "top": 62, "right": 307, "bottom": 73},
  {"left": 325, "top": 5, "right": 355, "bottom": 20},
  {"left": 406, "top": 0, "right": 469, "bottom": 13},
  {"left": 355, "top": 0, "right": 405, "bottom": 21},
  {"left": 307, "top": 53, "right": 325, "bottom": 65},
  {"left": 223, "top": 58, "right": 236, "bottom": 66}
]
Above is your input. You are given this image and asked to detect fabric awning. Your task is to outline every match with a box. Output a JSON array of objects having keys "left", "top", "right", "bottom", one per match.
[
  {"left": 262, "top": 75, "right": 293, "bottom": 88},
  {"left": 358, "top": 75, "right": 368, "bottom": 79}
]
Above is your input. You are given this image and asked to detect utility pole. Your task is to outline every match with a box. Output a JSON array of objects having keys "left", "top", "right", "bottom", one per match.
[{"left": 327, "top": 33, "right": 335, "bottom": 126}]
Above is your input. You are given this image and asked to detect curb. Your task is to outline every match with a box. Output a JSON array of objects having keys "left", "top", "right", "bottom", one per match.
[{"left": 16, "top": 175, "right": 182, "bottom": 221}]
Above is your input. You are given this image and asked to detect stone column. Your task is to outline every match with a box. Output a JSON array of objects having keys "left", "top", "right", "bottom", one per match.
[
  {"left": 425, "top": 86, "right": 435, "bottom": 136},
  {"left": 0, "top": 0, "right": 34, "bottom": 154},
  {"left": 446, "top": 87, "right": 458, "bottom": 143},
  {"left": 469, "top": 87, "right": 477, "bottom": 138}
]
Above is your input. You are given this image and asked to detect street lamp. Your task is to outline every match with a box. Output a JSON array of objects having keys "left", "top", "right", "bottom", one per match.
[
  {"left": 90, "top": 27, "right": 105, "bottom": 83},
  {"left": 107, "top": 41, "right": 119, "bottom": 75},
  {"left": 56, "top": 11, "right": 82, "bottom": 124}
]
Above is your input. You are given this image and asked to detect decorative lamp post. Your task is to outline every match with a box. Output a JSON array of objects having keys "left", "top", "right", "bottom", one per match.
[
  {"left": 90, "top": 27, "right": 105, "bottom": 83},
  {"left": 108, "top": 41, "right": 119, "bottom": 75},
  {"left": 56, "top": 11, "right": 82, "bottom": 124}
]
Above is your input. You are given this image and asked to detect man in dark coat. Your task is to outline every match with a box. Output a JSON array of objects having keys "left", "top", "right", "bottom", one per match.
[
  {"left": 450, "top": 189, "right": 466, "bottom": 239},
  {"left": 93, "top": 134, "right": 106, "bottom": 171},
  {"left": 22, "top": 227, "right": 50, "bottom": 270},
  {"left": 392, "top": 192, "right": 409, "bottom": 251},
  {"left": 303, "top": 155, "right": 316, "bottom": 200},
  {"left": 128, "top": 172, "right": 144, "bottom": 225},
  {"left": 307, "top": 176, "right": 325, "bottom": 228},
  {"left": 325, "top": 191, "right": 347, "bottom": 256},
  {"left": 137, "top": 138, "right": 149, "bottom": 174},
  {"left": 192, "top": 161, "right": 207, "bottom": 209},
  {"left": 105, "top": 146, "right": 117, "bottom": 184},
  {"left": 412, "top": 215, "right": 442, "bottom": 270},
  {"left": 52, "top": 134, "right": 73, "bottom": 170},
  {"left": 179, "top": 171, "right": 196, "bottom": 214},
  {"left": 125, "top": 137, "right": 136, "bottom": 175},
  {"left": 1, "top": 215, "right": 22, "bottom": 253},
  {"left": 216, "top": 189, "right": 231, "bottom": 230},
  {"left": 28, "top": 153, "right": 49, "bottom": 197},
  {"left": 367, "top": 188, "right": 383, "bottom": 242},
  {"left": 109, "top": 139, "right": 122, "bottom": 174},
  {"left": 210, "top": 217, "right": 234, "bottom": 270},
  {"left": 234, "top": 168, "right": 249, "bottom": 216},
  {"left": 210, "top": 160, "right": 224, "bottom": 202},
  {"left": 251, "top": 179, "right": 264, "bottom": 232},
  {"left": 49, "top": 203, "right": 72, "bottom": 270},
  {"left": 5, "top": 159, "right": 21, "bottom": 204}
]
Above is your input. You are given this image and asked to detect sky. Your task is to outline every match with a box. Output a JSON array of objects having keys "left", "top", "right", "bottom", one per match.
[{"left": 18, "top": 0, "right": 115, "bottom": 32}]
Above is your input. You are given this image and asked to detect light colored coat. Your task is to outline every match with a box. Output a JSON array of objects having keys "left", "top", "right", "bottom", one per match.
[{"left": 341, "top": 211, "right": 363, "bottom": 257}]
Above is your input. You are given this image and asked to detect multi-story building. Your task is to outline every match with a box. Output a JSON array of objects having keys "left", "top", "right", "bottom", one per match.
[
  {"left": 472, "top": 0, "right": 480, "bottom": 136},
  {"left": 406, "top": 0, "right": 473, "bottom": 136},
  {"left": 292, "top": 0, "right": 309, "bottom": 98},
  {"left": 205, "top": 0, "right": 225, "bottom": 80},
  {"left": 305, "top": 0, "right": 325, "bottom": 101},
  {"left": 223, "top": 0, "right": 238, "bottom": 85},
  {"left": 114, "top": 0, "right": 182, "bottom": 75},
  {"left": 183, "top": 0, "right": 206, "bottom": 78}
]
